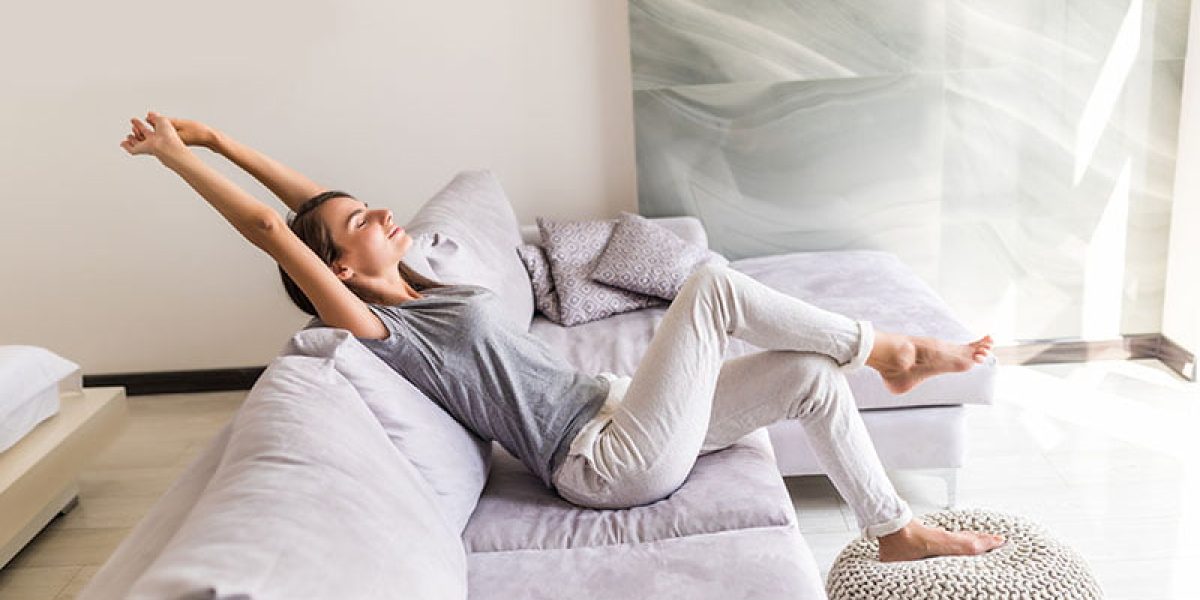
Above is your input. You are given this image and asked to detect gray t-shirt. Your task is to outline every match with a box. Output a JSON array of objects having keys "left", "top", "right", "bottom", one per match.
[{"left": 324, "top": 284, "right": 609, "bottom": 488}]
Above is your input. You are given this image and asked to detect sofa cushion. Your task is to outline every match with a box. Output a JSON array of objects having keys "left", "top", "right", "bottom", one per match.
[
  {"left": 399, "top": 231, "right": 439, "bottom": 280},
  {"left": 282, "top": 328, "right": 491, "bottom": 534},
  {"left": 529, "top": 250, "right": 995, "bottom": 411},
  {"left": 589, "top": 212, "right": 714, "bottom": 300},
  {"left": 537, "top": 217, "right": 665, "bottom": 326},
  {"left": 405, "top": 170, "right": 533, "bottom": 331},
  {"left": 127, "top": 355, "right": 467, "bottom": 600},
  {"left": 516, "top": 244, "right": 562, "bottom": 323},
  {"left": 530, "top": 306, "right": 667, "bottom": 377},
  {"left": 462, "top": 429, "right": 794, "bottom": 552},
  {"left": 465, "top": 525, "right": 825, "bottom": 600}
]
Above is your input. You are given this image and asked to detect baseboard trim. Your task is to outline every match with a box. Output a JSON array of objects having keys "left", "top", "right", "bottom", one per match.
[
  {"left": 992, "top": 332, "right": 1196, "bottom": 381},
  {"left": 83, "top": 367, "right": 266, "bottom": 397},
  {"left": 87, "top": 333, "right": 1197, "bottom": 396}
]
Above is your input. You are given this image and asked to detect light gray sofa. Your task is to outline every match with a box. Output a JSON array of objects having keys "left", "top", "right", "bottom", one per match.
[{"left": 81, "top": 171, "right": 995, "bottom": 599}]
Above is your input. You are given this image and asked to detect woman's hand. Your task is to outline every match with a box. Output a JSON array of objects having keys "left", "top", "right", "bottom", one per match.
[
  {"left": 169, "top": 117, "right": 218, "bottom": 149},
  {"left": 119, "top": 112, "right": 188, "bottom": 161}
]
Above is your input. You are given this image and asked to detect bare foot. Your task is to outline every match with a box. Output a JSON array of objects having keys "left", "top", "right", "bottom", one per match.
[
  {"left": 877, "top": 520, "right": 1006, "bottom": 562},
  {"left": 868, "top": 333, "right": 993, "bottom": 394}
]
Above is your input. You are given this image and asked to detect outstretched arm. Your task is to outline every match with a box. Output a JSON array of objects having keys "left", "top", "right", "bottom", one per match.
[
  {"left": 168, "top": 117, "right": 325, "bottom": 212},
  {"left": 119, "top": 111, "right": 387, "bottom": 339}
]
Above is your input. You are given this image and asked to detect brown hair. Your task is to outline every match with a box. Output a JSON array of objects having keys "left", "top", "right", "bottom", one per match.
[{"left": 278, "top": 190, "right": 444, "bottom": 316}]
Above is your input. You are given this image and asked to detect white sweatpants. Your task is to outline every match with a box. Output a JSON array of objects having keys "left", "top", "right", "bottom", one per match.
[{"left": 551, "top": 263, "right": 912, "bottom": 538}]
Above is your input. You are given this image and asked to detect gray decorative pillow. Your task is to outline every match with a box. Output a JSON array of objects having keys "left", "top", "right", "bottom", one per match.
[
  {"left": 590, "top": 212, "right": 716, "bottom": 300},
  {"left": 537, "top": 217, "right": 665, "bottom": 326},
  {"left": 515, "top": 244, "right": 562, "bottom": 323}
]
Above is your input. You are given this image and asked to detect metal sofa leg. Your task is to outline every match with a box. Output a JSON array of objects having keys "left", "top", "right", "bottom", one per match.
[{"left": 938, "top": 469, "right": 958, "bottom": 509}]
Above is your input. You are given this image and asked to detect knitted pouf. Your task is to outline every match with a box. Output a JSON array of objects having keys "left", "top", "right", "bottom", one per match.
[{"left": 825, "top": 509, "right": 1103, "bottom": 600}]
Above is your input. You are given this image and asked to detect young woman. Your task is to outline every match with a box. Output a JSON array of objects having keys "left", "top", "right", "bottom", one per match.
[{"left": 120, "top": 112, "right": 1004, "bottom": 562}]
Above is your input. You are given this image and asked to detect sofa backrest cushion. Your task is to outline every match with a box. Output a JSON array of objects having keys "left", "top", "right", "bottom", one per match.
[
  {"left": 127, "top": 355, "right": 467, "bottom": 600},
  {"left": 405, "top": 170, "right": 533, "bottom": 331},
  {"left": 282, "top": 327, "right": 491, "bottom": 534}
]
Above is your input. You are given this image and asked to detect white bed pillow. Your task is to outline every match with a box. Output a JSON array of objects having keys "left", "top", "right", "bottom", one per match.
[
  {"left": 0, "top": 345, "right": 81, "bottom": 403},
  {"left": 0, "top": 346, "right": 81, "bottom": 452}
]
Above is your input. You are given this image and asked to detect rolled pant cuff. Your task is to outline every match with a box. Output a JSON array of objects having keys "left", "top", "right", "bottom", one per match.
[
  {"left": 841, "top": 320, "right": 875, "bottom": 372},
  {"left": 862, "top": 504, "right": 912, "bottom": 539}
]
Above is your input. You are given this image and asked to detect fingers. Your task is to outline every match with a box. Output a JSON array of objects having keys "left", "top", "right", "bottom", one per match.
[
  {"left": 146, "top": 111, "right": 167, "bottom": 129},
  {"left": 119, "top": 128, "right": 149, "bottom": 155},
  {"left": 131, "top": 118, "right": 150, "bottom": 140}
]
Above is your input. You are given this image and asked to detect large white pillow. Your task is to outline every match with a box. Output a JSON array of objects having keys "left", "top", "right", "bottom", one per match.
[
  {"left": 282, "top": 327, "right": 491, "bottom": 534},
  {"left": 405, "top": 170, "right": 534, "bottom": 331},
  {"left": 127, "top": 355, "right": 468, "bottom": 600},
  {"left": 0, "top": 345, "right": 81, "bottom": 403},
  {"left": 0, "top": 346, "right": 81, "bottom": 451}
]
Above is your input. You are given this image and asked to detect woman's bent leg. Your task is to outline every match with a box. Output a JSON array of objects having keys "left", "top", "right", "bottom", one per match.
[
  {"left": 553, "top": 263, "right": 876, "bottom": 509},
  {"left": 700, "top": 350, "right": 911, "bottom": 538}
]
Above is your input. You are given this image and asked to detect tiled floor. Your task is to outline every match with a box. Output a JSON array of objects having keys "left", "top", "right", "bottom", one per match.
[
  {"left": 0, "top": 358, "right": 1195, "bottom": 599},
  {"left": 796, "top": 358, "right": 1199, "bottom": 600}
]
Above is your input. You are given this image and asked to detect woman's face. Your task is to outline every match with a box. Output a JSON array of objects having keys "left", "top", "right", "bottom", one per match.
[{"left": 315, "top": 196, "right": 413, "bottom": 282}]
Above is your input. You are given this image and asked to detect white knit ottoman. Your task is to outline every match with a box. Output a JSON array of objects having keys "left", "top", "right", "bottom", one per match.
[{"left": 826, "top": 509, "right": 1103, "bottom": 599}]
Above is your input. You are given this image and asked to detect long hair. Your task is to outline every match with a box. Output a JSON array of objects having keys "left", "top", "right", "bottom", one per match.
[{"left": 278, "top": 190, "right": 444, "bottom": 316}]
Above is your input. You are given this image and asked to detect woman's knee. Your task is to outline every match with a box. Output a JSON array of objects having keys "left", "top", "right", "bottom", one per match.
[
  {"left": 788, "top": 353, "right": 851, "bottom": 418},
  {"left": 678, "top": 262, "right": 731, "bottom": 299}
]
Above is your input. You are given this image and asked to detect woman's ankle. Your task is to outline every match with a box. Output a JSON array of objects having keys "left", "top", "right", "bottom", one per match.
[{"left": 866, "top": 332, "right": 911, "bottom": 371}]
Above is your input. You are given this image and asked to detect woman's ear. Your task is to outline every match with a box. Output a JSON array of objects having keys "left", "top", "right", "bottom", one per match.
[{"left": 332, "top": 261, "right": 354, "bottom": 282}]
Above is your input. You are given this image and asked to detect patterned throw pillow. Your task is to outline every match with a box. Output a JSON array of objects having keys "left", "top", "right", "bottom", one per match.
[
  {"left": 515, "top": 244, "right": 562, "bottom": 323},
  {"left": 537, "top": 217, "right": 665, "bottom": 326},
  {"left": 590, "top": 212, "right": 716, "bottom": 300}
]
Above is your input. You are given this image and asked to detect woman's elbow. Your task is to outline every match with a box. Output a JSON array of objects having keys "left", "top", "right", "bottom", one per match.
[{"left": 244, "top": 211, "right": 287, "bottom": 246}]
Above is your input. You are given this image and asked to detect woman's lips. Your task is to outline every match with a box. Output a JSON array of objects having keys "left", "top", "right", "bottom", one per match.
[{"left": 389, "top": 226, "right": 403, "bottom": 239}]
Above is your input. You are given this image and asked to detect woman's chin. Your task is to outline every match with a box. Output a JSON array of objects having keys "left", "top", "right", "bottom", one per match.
[{"left": 397, "top": 234, "right": 414, "bottom": 257}]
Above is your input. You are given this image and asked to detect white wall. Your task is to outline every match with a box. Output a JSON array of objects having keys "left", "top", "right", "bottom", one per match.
[
  {"left": 0, "top": 1, "right": 637, "bottom": 374},
  {"left": 1163, "top": 0, "right": 1200, "bottom": 360}
]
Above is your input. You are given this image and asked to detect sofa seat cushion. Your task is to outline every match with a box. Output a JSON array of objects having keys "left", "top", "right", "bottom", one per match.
[
  {"left": 462, "top": 429, "right": 794, "bottom": 553},
  {"left": 531, "top": 249, "right": 996, "bottom": 411},
  {"left": 530, "top": 306, "right": 668, "bottom": 377},
  {"left": 465, "top": 525, "right": 826, "bottom": 600}
]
